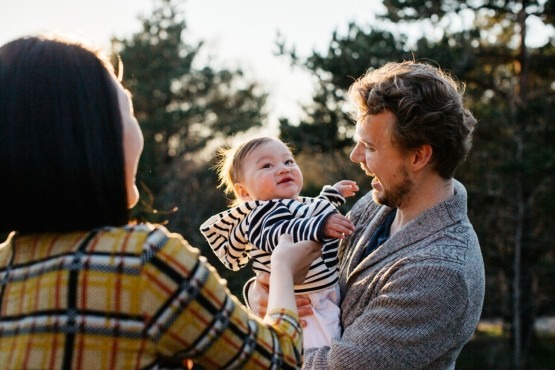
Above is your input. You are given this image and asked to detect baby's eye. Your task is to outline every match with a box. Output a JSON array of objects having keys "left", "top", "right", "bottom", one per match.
[
  {"left": 261, "top": 163, "right": 273, "bottom": 169},
  {"left": 285, "top": 159, "right": 295, "bottom": 165}
]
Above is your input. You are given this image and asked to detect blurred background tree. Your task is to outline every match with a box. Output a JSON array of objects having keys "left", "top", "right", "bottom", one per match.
[
  {"left": 111, "top": 0, "right": 268, "bottom": 292},
  {"left": 109, "top": 0, "right": 555, "bottom": 367}
]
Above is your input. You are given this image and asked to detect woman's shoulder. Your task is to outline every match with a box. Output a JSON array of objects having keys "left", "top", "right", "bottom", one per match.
[{"left": 93, "top": 223, "right": 191, "bottom": 255}]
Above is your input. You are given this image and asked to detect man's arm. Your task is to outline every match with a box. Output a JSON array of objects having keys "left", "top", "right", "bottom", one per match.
[{"left": 303, "top": 263, "right": 473, "bottom": 369}]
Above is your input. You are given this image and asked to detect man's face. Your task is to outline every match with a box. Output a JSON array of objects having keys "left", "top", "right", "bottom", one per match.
[{"left": 350, "top": 110, "right": 414, "bottom": 208}]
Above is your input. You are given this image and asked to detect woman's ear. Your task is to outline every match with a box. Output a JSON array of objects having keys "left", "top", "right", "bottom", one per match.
[
  {"left": 234, "top": 183, "right": 252, "bottom": 201},
  {"left": 411, "top": 144, "right": 433, "bottom": 171}
]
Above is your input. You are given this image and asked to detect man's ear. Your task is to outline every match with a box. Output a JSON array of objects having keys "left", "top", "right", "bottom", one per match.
[
  {"left": 411, "top": 144, "right": 433, "bottom": 171},
  {"left": 234, "top": 183, "right": 252, "bottom": 201}
]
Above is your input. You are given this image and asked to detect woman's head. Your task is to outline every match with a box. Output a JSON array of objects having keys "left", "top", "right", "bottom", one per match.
[{"left": 0, "top": 36, "right": 143, "bottom": 233}]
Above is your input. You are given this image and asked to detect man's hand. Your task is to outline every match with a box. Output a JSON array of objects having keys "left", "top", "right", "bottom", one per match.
[{"left": 323, "top": 212, "right": 355, "bottom": 239}]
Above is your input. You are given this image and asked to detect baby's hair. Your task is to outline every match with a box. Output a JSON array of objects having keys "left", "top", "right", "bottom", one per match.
[{"left": 216, "top": 136, "right": 290, "bottom": 206}]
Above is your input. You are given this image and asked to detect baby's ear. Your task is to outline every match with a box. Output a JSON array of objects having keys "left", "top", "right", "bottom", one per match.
[{"left": 234, "top": 183, "right": 252, "bottom": 201}]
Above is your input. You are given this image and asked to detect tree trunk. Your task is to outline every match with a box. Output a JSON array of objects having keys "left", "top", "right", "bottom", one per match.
[
  {"left": 513, "top": 147, "right": 523, "bottom": 369},
  {"left": 512, "top": 2, "right": 532, "bottom": 368}
]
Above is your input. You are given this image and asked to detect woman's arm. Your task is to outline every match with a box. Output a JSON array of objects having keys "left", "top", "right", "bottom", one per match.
[
  {"left": 143, "top": 227, "right": 320, "bottom": 369},
  {"left": 267, "top": 235, "right": 319, "bottom": 314}
]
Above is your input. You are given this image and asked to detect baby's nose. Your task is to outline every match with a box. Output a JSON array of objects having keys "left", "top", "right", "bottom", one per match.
[{"left": 278, "top": 164, "right": 290, "bottom": 173}]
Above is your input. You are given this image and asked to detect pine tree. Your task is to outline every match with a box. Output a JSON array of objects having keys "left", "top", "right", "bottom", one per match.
[{"left": 112, "top": 0, "right": 267, "bottom": 223}]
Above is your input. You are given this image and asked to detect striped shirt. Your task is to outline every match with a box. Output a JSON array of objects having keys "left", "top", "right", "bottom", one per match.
[
  {"left": 0, "top": 224, "right": 302, "bottom": 369},
  {"left": 200, "top": 186, "right": 345, "bottom": 294}
]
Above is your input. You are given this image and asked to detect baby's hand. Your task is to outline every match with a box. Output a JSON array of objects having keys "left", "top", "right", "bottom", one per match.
[
  {"left": 333, "top": 180, "right": 359, "bottom": 198},
  {"left": 323, "top": 213, "right": 355, "bottom": 239}
]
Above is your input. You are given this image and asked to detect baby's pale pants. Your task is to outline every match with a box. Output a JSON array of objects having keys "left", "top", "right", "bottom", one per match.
[{"left": 301, "top": 283, "right": 341, "bottom": 349}]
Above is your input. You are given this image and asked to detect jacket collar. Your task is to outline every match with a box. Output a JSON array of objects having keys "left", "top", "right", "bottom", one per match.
[{"left": 346, "top": 180, "right": 468, "bottom": 279}]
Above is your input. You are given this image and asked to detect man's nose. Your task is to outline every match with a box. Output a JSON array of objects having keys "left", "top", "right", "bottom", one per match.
[{"left": 350, "top": 145, "right": 361, "bottom": 163}]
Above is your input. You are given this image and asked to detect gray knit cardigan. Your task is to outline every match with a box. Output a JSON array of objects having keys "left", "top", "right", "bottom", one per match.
[{"left": 303, "top": 180, "right": 485, "bottom": 369}]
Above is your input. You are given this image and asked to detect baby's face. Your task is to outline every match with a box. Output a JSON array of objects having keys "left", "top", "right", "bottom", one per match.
[{"left": 234, "top": 139, "right": 303, "bottom": 201}]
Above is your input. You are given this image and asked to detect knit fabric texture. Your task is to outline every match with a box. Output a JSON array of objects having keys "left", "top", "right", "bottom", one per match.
[
  {"left": 200, "top": 185, "right": 345, "bottom": 293},
  {"left": 303, "top": 180, "right": 485, "bottom": 370}
]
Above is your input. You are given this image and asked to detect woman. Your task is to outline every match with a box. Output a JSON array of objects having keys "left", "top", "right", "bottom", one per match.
[{"left": 0, "top": 35, "right": 319, "bottom": 369}]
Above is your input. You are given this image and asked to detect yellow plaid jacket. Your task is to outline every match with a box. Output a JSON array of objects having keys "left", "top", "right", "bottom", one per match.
[{"left": 0, "top": 224, "right": 302, "bottom": 369}]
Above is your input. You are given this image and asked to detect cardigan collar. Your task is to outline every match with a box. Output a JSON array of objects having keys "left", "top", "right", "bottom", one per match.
[{"left": 346, "top": 180, "right": 469, "bottom": 280}]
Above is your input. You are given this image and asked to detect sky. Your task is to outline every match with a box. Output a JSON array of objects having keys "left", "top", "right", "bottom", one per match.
[
  {"left": 0, "top": 0, "right": 383, "bottom": 130},
  {"left": 2, "top": 1, "right": 552, "bottom": 130}
]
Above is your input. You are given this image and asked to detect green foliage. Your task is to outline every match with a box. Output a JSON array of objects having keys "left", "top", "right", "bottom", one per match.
[
  {"left": 381, "top": 0, "right": 553, "bottom": 26},
  {"left": 279, "top": 24, "right": 414, "bottom": 156},
  {"left": 112, "top": 0, "right": 268, "bottom": 224},
  {"left": 111, "top": 0, "right": 268, "bottom": 297}
]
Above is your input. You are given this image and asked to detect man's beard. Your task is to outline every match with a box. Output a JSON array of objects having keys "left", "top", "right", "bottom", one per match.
[{"left": 372, "top": 166, "right": 413, "bottom": 208}]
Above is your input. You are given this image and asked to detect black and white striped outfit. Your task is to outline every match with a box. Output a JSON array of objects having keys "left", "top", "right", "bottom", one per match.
[
  {"left": 201, "top": 185, "right": 346, "bottom": 348},
  {"left": 200, "top": 185, "right": 345, "bottom": 294}
]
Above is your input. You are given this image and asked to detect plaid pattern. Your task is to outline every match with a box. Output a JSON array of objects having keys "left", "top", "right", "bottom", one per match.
[
  {"left": 0, "top": 224, "right": 302, "bottom": 369},
  {"left": 200, "top": 186, "right": 345, "bottom": 294}
]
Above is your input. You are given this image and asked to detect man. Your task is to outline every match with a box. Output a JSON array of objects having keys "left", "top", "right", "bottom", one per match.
[{"left": 247, "top": 61, "right": 485, "bottom": 369}]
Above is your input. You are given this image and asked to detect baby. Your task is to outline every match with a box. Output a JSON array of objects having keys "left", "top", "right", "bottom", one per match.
[{"left": 200, "top": 136, "right": 358, "bottom": 348}]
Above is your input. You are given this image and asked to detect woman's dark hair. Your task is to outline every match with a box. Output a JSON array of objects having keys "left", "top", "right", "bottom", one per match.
[
  {"left": 349, "top": 61, "right": 477, "bottom": 179},
  {"left": 0, "top": 36, "right": 129, "bottom": 233}
]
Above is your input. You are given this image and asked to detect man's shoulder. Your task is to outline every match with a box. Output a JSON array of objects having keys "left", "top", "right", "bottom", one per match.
[{"left": 405, "top": 221, "right": 481, "bottom": 268}]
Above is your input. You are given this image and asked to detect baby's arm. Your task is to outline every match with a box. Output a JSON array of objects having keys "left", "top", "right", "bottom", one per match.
[
  {"left": 200, "top": 210, "right": 251, "bottom": 271},
  {"left": 318, "top": 181, "right": 358, "bottom": 207},
  {"left": 251, "top": 202, "right": 328, "bottom": 253},
  {"left": 333, "top": 180, "right": 359, "bottom": 198}
]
